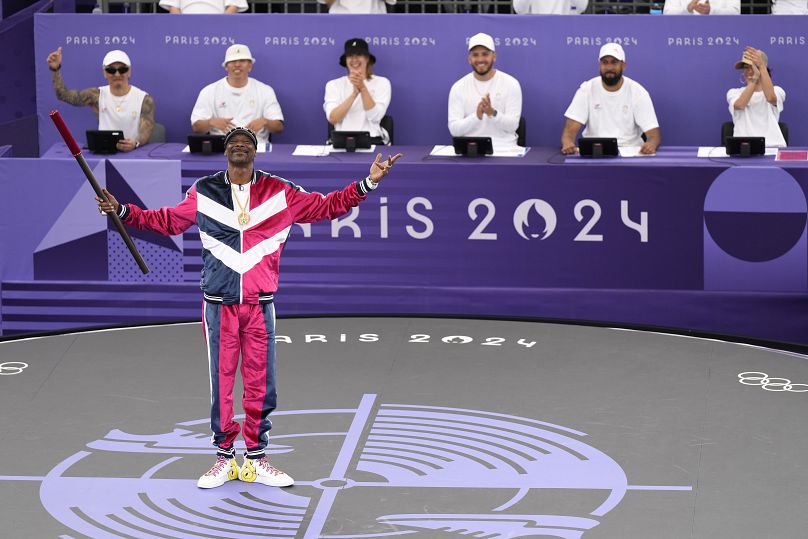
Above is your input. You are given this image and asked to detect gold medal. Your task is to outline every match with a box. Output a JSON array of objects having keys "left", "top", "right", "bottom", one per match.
[
  {"left": 238, "top": 211, "right": 250, "bottom": 226},
  {"left": 115, "top": 106, "right": 121, "bottom": 113}
]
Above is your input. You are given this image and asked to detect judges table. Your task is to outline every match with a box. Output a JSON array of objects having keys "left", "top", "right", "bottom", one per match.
[{"left": 4, "top": 143, "right": 808, "bottom": 345}]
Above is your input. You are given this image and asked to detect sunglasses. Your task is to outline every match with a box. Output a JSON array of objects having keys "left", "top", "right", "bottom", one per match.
[{"left": 104, "top": 66, "right": 129, "bottom": 75}]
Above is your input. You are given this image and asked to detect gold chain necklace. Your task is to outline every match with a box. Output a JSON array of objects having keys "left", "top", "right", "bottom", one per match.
[
  {"left": 110, "top": 91, "right": 129, "bottom": 113},
  {"left": 232, "top": 188, "right": 250, "bottom": 226}
]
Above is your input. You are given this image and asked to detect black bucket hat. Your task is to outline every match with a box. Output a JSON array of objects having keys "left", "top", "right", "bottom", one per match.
[{"left": 339, "top": 38, "right": 376, "bottom": 67}]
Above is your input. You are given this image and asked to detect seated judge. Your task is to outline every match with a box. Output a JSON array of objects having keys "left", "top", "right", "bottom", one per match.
[
  {"left": 191, "top": 44, "right": 284, "bottom": 146},
  {"left": 560, "top": 43, "right": 660, "bottom": 155},
  {"left": 448, "top": 33, "right": 523, "bottom": 152},
  {"left": 46, "top": 47, "right": 154, "bottom": 151},
  {"left": 727, "top": 47, "right": 786, "bottom": 147},
  {"left": 324, "top": 38, "right": 392, "bottom": 145}
]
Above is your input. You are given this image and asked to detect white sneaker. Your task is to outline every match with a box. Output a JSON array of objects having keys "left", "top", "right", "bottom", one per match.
[
  {"left": 197, "top": 456, "right": 240, "bottom": 489},
  {"left": 239, "top": 456, "right": 294, "bottom": 487}
]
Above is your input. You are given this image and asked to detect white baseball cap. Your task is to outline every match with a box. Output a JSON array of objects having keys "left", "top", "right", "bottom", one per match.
[
  {"left": 222, "top": 44, "right": 255, "bottom": 67},
  {"left": 599, "top": 43, "right": 625, "bottom": 62},
  {"left": 102, "top": 50, "right": 131, "bottom": 67},
  {"left": 468, "top": 32, "right": 495, "bottom": 52}
]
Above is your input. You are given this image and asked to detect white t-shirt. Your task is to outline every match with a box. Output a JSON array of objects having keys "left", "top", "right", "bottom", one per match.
[
  {"left": 564, "top": 76, "right": 659, "bottom": 147},
  {"left": 159, "top": 0, "right": 248, "bottom": 12},
  {"left": 324, "top": 75, "right": 391, "bottom": 144},
  {"left": 663, "top": 0, "right": 740, "bottom": 14},
  {"left": 317, "top": 0, "right": 395, "bottom": 13},
  {"left": 772, "top": 0, "right": 808, "bottom": 14},
  {"left": 191, "top": 77, "right": 284, "bottom": 144},
  {"left": 448, "top": 70, "right": 523, "bottom": 151},
  {"left": 727, "top": 86, "right": 787, "bottom": 147},
  {"left": 512, "top": 0, "right": 587, "bottom": 14},
  {"left": 98, "top": 85, "right": 147, "bottom": 141}
]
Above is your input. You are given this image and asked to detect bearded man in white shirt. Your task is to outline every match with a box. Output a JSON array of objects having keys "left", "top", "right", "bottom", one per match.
[
  {"left": 560, "top": 43, "right": 660, "bottom": 155},
  {"left": 447, "top": 33, "right": 523, "bottom": 152}
]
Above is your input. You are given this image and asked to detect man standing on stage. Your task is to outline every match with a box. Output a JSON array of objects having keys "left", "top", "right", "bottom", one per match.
[{"left": 97, "top": 127, "right": 401, "bottom": 489}]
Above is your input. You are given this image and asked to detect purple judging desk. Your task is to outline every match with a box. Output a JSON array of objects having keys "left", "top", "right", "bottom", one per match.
[{"left": 3, "top": 144, "right": 808, "bottom": 345}]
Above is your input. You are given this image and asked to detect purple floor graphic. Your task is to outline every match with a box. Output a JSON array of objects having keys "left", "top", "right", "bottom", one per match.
[{"left": 11, "top": 394, "right": 693, "bottom": 539}]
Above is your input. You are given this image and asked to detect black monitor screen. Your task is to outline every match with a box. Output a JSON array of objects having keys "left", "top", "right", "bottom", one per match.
[
  {"left": 331, "top": 131, "right": 371, "bottom": 151},
  {"left": 187, "top": 134, "right": 226, "bottom": 154},
  {"left": 578, "top": 137, "right": 619, "bottom": 157},
  {"left": 452, "top": 137, "right": 493, "bottom": 157},
  {"left": 86, "top": 130, "right": 124, "bottom": 154},
  {"left": 725, "top": 136, "right": 765, "bottom": 156}
]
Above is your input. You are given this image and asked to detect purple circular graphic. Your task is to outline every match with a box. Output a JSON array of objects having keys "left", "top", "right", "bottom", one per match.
[
  {"left": 704, "top": 167, "right": 807, "bottom": 263},
  {"left": 36, "top": 395, "right": 691, "bottom": 538}
]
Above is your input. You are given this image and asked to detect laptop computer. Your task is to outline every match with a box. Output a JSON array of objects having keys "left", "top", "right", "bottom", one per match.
[
  {"left": 452, "top": 136, "right": 493, "bottom": 157},
  {"left": 187, "top": 133, "right": 226, "bottom": 155},
  {"left": 578, "top": 137, "right": 619, "bottom": 157},
  {"left": 86, "top": 130, "right": 124, "bottom": 154}
]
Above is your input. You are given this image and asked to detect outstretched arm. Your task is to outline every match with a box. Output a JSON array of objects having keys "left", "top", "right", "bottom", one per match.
[
  {"left": 97, "top": 187, "right": 197, "bottom": 236},
  {"left": 289, "top": 153, "right": 403, "bottom": 224}
]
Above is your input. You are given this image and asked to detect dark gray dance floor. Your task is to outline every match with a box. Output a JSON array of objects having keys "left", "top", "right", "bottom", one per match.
[{"left": 1, "top": 317, "right": 807, "bottom": 539}]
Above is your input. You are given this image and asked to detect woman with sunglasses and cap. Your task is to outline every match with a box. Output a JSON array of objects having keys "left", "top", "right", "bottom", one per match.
[
  {"left": 46, "top": 47, "right": 155, "bottom": 152},
  {"left": 324, "top": 38, "right": 391, "bottom": 145}
]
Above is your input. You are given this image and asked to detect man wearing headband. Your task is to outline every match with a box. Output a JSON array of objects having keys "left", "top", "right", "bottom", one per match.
[
  {"left": 191, "top": 44, "right": 284, "bottom": 146},
  {"left": 46, "top": 47, "right": 155, "bottom": 152},
  {"left": 96, "top": 127, "right": 402, "bottom": 490},
  {"left": 727, "top": 47, "right": 787, "bottom": 147}
]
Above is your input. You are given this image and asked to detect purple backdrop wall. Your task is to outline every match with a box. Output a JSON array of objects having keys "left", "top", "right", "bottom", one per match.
[
  {"left": 34, "top": 14, "right": 808, "bottom": 153},
  {"left": 2, "top": 149, "right": 808, "bottom": 344}
]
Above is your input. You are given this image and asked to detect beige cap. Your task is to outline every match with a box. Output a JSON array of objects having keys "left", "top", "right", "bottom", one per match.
[
  {"left": 735, "top": 49, "right": 768, "bottom": 69},
  {"left": 222, "top": 44, "right": 255, "bottom": 67},
  {"left": 599, "top": 43, "right": 625, "bottom": 62},
  {"left": 468, "top": 33, "right": 495, "bottom": 52},
  {"left": 102, "top": 50, "right": 131, "bottom": 67}
]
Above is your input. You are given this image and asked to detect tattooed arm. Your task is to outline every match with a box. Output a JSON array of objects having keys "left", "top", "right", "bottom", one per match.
[
  {"left": 137, "top": 95, "right": 155, "bottom": 146},
  {"left": 47, "top": 47, "right": 100, "bottom": 114}
]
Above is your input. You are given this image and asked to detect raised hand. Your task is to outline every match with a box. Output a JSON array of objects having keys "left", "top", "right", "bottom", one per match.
[
  {"left": 368, "top": 153, "right": 403, "bottom": 184},
  {"left": 47, "top": 47, "right": 63, "bottom": 71}
]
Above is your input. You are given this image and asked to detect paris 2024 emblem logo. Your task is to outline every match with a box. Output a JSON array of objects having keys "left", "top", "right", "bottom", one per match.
[{"left": 37, "top": 394, "right": 691, "bottom": 538}]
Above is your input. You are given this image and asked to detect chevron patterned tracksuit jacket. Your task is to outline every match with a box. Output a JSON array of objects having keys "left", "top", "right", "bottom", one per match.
[{"left": 120, "top": 169, "right": 370, "bottom": 458}]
